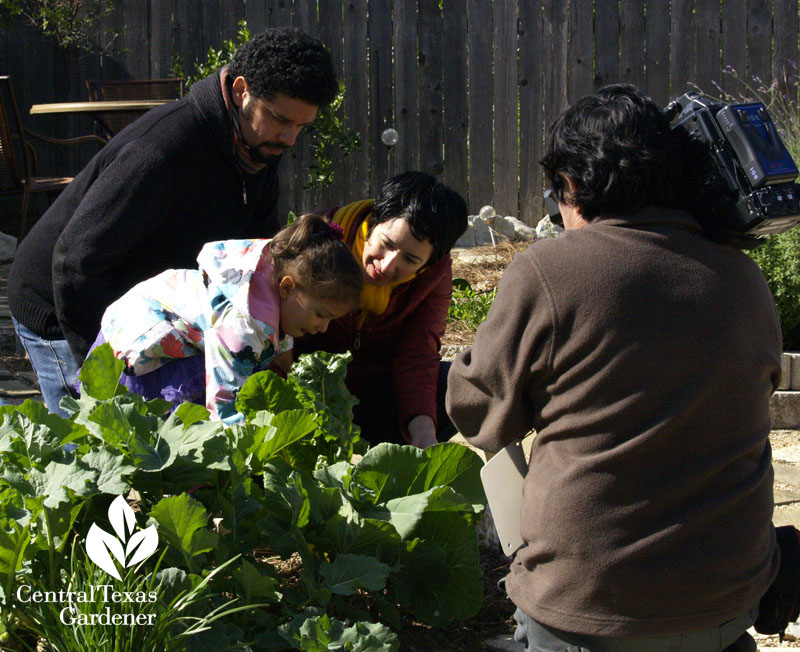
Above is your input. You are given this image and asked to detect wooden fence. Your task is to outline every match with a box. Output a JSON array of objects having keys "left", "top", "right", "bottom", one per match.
[{"left": 2, "top": 0, "right": 799, "bottom": 224}]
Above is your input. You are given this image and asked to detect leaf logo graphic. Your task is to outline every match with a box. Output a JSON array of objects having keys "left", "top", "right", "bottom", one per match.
[{"left": 85, "top": 496, "right": 158, "bottom": 580}]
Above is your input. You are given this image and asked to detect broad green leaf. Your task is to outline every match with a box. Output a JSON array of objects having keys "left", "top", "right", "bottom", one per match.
[
  {"left": 394, "top": 513, "right": 483, "bottom": 627},
  {"left": 320, "top": 502, "right": 399, "bottom": 556},
  {"left": 79, "top": 343, "right": 128, "bottom": 400},
  {"left": 332, "top": 621, "right": 399, "bottom": 652},
  {"left": 280, "top": 611, "right": 398, "bottom": 652},
  {"left": 232, "top": 559, "right": 281, "bottom": 602},
  {"left": 236, "top": 370, "right": 302, "bottom": 417},
  {"left": 159, "top": 414, "right": 229, "bottom": 469},
  {"left": 172, "top": 402, "right": 211, "bottom": 426},
  {"left": 129, "top": 425, "right": 182, "bottom": 471},
  {"left": 0, "top": 521, "right": 30, "bottom": 577},
  {"left": 314, "top": 461, "right": 352, "bottom": 491},
  {"left": 361, "top": 486, "right": 473, "bottom": 539},
  {"left": 150, "top": 494, "right": 218, "bottom": 562},
  {"left": 392, "top": 538, "right": 453, "bottom": 624},
  {"left": 82, "top": 448, "right": 135, "bottom": 495},
  {"left": 351, "top": 442, "right": 485, "bottom": 507},
  {"left": 319, "top": 553, "right": 389, "bottom": 595},
  {"left": 249, "top": 410, "right": 317, "bottom": 462},
  {"left": 29, "top": 460, "right": 97, "bottom": 508}
]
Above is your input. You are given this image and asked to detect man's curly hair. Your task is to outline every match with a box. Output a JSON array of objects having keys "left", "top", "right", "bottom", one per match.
[
  {"left": 540, "top": 84, "right": 706, "bottom": 221},
  {"left": 228, "top": 28, "right": 338, "bottom": 108}
]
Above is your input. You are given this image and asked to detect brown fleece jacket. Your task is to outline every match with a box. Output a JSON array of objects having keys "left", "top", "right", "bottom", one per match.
[{"left": 447, "top": 208, "right": 782, "bottom": 637}]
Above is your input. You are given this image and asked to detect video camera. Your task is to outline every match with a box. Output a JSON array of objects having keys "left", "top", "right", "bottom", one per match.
[{"left": 544, "top": 91, "right": 800, "bottom": 248}]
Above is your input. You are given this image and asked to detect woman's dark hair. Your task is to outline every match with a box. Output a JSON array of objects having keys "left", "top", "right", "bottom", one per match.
[
  {"left": 369, "top": 171, "right": 468, "bottom": 265},
  {"left": 228, "top": 28, "right": 339, "bottom": 109},
  {"left": 271, "top": 214, "right": 363, "bottom": 308},
  {"left": 540, "top": 84, "right": 706, "bottom": 220}
]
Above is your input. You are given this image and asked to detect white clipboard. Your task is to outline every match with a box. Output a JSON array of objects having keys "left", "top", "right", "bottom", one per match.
[{"left": 480, "top": 439, "right": 527, "bottom": 556}]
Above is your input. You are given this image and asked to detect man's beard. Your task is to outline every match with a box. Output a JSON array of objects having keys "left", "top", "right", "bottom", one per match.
[{"left": 240, "top": 102, "right": 288, "bottom": 163}]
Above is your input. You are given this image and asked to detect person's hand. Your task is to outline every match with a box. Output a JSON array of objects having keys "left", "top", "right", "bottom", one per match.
[{"left": 407, "top": 415, "right": 438, "bottom": 449}]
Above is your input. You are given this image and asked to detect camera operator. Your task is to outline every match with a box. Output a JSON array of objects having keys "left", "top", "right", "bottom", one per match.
[{"left": 446, "top": 84, "right": 782, "bottom": 652}]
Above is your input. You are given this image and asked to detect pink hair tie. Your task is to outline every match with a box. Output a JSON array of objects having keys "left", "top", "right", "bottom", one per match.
[{"left": 326, "top": 222, "right": 344, "bottom": 241}]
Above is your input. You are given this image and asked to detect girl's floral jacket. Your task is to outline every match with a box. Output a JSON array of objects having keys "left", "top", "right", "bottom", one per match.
[{"left": 101, "top": 239, "right": 292, "bottom": 422}]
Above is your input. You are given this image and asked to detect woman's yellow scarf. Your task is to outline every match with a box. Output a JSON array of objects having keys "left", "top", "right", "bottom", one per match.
[{"left": 332, "top": 200, "right": 415, "bottom": 327}]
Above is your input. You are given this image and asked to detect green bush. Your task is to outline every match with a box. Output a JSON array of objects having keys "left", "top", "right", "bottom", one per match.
[{"left": 748, "top": 230, "right": 800, "bottom": 349}]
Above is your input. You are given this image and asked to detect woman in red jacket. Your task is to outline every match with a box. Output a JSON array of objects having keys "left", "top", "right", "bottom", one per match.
[{"left": 294, "top": 171, "right": 467, "bottom": 448}]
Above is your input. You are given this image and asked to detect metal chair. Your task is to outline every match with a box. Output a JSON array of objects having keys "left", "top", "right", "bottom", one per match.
[
  {"left": 0, "top": 76, "right": 106, "bottom": 241},
  {"left": 85, "top": 78, "right": 184, "bottom": 138}
]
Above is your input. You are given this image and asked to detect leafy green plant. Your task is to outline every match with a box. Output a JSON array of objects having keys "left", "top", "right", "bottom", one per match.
[
  {"left": 171, "top": 20, "right": 361, "bottom": 190},
  {"left": 705, "top": 66, "right": 800, "bottom": 348},
  {"left": 0, "top": 0, "right": 118, "bottom": 54},
  {"left": 447, "top": 279, "right": 497, "bottom": 332},
  {"left": 0, "top": 346, "right": 485, "bottom": 651}
]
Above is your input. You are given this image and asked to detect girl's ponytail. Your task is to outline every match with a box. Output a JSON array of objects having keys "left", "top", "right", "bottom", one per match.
[{"left": 271, "top": 214, "right": 363, "bottom": 308}]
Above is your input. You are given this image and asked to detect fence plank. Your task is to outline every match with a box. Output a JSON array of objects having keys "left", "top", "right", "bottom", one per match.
[
  {"left": 543, "top": 0, "right": 568, "bottom": 129},
  {"left": 721, "top": 0, "right": 747, "bottom": 96},
  {"left": 747, "top": 0, "right": 773, "bottom": 89},
  {"left": 394, "top": 0, "right": 419, "bottom": 176},
  {"left": 670, "top": 0, "right": 694, "bottom": 97},
  {"left": 244, "top": 0, "right": 270, "bottom": 33},
  {"left": 694, "top": 0, "right": 720, "bottom": 96},
  {"left": 467, "top": 0, "right": 492, "bottom": 209},
  {"left": 273, "top": 0, "right": 293, "bottom": 28},
  {"left": 318, "top": 0, "right": 344, "bottom": 207},
  {"left": 620, "top": 0, "right": 645, "bottom": 88},
  {"left": 150, "top": 0, "right": 176, "bottom": 78},
  {"left": 568, "top": 0, "right": 593, "bottom": 102},
  {"left": 442, "top": 0, "right": 468, "bottom": 202},
  {"left": 293, "top": 0, "right": 319, "bottom": 212},
  {"left": 221, "top": 0, "right": 246, "bottom": 41},
  {"left": 492, "top": 0, "right": 517, "bottom": 216},
  {"left": 519, "top": 0, "right": 544, "bottom": 225},
  {"left": 773, "top": 0, "right": 799, "bottom": 102},
  {"left": 343, "top": 0, "right": 369, "bottom": 199},
  {"left": 173, "top": 0, "right": 204, "bottom": 78},
  {"left": 369, "top": 0, "right": 394, "bottom": 194},
  {"left": 595, "top": 0, "right": 620, "bottom": 89},
  {"left": 418, "top": 0, "right": 444, "bottom": 179},
  {"left": 201, "top": 1, "right": 224, "bottom": 64},
  {"left": 645, "top": 0, "right": 670, "bottom": 105}
]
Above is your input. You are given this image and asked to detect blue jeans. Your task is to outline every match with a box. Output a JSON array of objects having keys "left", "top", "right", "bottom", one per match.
[
  {"left": 12, "top": 316, "right": 78, "bottom": 418},
  {"left": 511, "top": 604, "right": 758, "bottom": 652}
]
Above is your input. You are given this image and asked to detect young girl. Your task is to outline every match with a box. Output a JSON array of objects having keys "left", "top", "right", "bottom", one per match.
[{"left": 94, "top": 214, "right": 362, "bottom": 423}]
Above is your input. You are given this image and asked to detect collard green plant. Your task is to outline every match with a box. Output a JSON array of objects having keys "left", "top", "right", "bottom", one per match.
[
  {"left": 171, "top": 20, "right": 361, "bottom": 190},
  {"left": 0, "top": 346, "right": 486, "bottom": 650}
]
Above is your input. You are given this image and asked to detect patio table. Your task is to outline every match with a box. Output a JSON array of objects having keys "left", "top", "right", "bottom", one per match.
[{"left": 30, "top": 99, "right": 176, "bottom": 140}]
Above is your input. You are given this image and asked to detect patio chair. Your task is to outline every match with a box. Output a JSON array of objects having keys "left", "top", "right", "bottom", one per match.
[
  {"left": 85, "top": 78, "right": 184, "bottom": 138},
  {"left": 0, "top": 76, "right": 106, "bottom": 241}
]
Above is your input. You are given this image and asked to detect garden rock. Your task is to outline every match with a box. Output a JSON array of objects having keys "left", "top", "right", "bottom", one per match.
[
  {"left": 472, "top": 215, "right": 494, "bottom": 246},
  {"left": 493, "top": 215, "right": 517, "bottom": 240}
]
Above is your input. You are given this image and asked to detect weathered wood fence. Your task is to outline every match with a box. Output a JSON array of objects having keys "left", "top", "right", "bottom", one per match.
[{"left": 1, "top": 0, "right": 799, "bottom": 224}]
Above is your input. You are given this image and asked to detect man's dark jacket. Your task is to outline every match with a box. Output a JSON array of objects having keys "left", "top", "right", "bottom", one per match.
[{"left": 8, "top": 71, "right": 282, "bottom": 362}]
